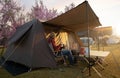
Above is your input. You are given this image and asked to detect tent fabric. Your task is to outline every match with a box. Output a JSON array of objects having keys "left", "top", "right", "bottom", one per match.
[
  {"left": 8, "top": 21, "right": 33, "bottom": 45},
  {"left": 45, "top": 1, "right": 101, "bottom": 31},
  {"left": 3, "top": 19, "right": 57, "bottom": 69},
  {"left": 0, "top": 57, "right": 30, "bottom": 76}
]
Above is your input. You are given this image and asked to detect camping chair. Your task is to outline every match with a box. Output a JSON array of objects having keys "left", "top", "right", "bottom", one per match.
[{"left": 48, "top": 43, "right": 67, "bottom": 65}]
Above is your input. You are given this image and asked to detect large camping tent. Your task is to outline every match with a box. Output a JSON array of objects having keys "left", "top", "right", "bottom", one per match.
[
  {"left": 1, "top": 1, "right": 101, "bottom": 76},
  {"left": 1, "top": 19, "right": 57, "bottom": 75},
  {"left": 3, "top": 19, "right": 57, "bottom": 68}
]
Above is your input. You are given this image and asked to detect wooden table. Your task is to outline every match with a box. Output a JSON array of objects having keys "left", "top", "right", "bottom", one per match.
[
  {"left": 89, "top": 50, "right": 110, "bottom": 57},
  {"left": 80, "top": 50, "right": 110, "bottom": 78}
]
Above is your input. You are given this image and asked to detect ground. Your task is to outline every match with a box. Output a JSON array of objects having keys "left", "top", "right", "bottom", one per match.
[{"left": 0, "top": 44, "right": 120, "bottom": 78}]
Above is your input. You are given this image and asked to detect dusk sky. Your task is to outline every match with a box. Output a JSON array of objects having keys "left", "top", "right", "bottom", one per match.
[{"left": 20, "top": 0, "right": 120, "bottom": 36}]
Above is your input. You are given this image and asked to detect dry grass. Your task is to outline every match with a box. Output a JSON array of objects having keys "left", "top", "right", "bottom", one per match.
[{"left": 0, "top": 44, "right": 120, "bottom": 78}]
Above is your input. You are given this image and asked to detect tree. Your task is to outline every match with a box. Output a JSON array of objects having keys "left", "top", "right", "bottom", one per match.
[
  {"left": 64, "top": 3, "right": 75, "bottom": 12},
  {"left": 28, "top": 0, "right": 58, "bottom": 22},
  {"left": 0, "top": 0, "right": 25, "bottom": 45}
]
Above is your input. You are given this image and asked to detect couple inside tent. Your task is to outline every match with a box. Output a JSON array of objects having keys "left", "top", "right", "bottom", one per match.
[{"left": 47, "top": 32, "right": 78, "bottom": 66}]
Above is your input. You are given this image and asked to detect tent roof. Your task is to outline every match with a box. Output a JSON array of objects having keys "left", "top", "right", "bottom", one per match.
[{"left": 44, "top": 1, "right": 101, "bottom": 31}]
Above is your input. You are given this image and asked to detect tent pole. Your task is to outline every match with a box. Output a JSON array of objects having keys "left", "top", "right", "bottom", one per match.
[
  {"left": 101, "top": 28, "right": 105, "bottom": 51},
  {"left": 98, "top": 30, "right": 100, "bottom": 51},
  {"left": 85, "top": 1, "right": 91, "bottom": 76}
]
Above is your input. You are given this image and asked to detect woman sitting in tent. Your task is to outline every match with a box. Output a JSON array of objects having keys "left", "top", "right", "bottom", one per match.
[{"left": 47, "top": 32, "right": 75, "bottom": 65}]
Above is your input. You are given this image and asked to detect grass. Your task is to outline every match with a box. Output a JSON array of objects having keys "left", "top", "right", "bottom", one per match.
[
  {"left": 0, "top": 64, "right": 86, "bottom": 78},
  {"left": 0, "top": 44, "right": 120, "bottom": 78}
]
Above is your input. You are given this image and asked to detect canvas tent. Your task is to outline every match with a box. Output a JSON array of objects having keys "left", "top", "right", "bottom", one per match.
[
  {"left": 1, "top": 19, "right": 83, "bottom": 75},
  {"left": 1, "top": 19, "right": 57, "bottom": 75},
  {"left": 0, "top": 1, "right": 101, "bottom": 76}
]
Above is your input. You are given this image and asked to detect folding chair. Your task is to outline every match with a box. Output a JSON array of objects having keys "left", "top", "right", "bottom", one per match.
[
  {"left": 79, "top": 47, "right": 103, "bottom": 78},
  {"left": 48, "top": 43, "right": 67, "bottom": 65}
]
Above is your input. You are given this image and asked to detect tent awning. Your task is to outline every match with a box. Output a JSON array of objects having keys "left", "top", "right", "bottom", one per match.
[{"left": 45, "top": 1, "right": 101, "bottom": 31}]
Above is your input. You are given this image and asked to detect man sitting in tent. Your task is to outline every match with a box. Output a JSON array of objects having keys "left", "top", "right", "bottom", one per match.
[{"left": 47, "top": 32, "right": 75, "bottom": 65}]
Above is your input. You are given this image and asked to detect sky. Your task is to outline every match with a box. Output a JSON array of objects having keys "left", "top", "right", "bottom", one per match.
[{"left": 20, "top": 0, "right": 120, "bottom": 36}]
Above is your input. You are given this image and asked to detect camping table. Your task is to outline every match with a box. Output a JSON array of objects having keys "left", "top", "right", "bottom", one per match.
[
  {"left": 90, "top": 50, "right": 110, "bottom": 58},
  {"left": 89, "top": 50, "right": 110, "bottom": 66},
  {"left": 80, "top": 50, "right": 110, "bottom": 78},
  {"left": 84, "top": 50, "right": 110, "bottom": 65}
]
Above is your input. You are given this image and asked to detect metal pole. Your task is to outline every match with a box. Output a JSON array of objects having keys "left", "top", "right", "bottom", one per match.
[{"left": 85, "top": 0, "right": 91, "bottom": 76}]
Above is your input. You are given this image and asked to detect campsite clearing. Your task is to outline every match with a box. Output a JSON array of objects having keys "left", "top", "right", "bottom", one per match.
[{"left": 0, "top": 44, "right": 120, "bottom": 78}]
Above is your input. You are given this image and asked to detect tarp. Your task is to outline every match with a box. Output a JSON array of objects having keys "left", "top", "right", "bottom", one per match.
[{"left": 45, "top": 1, "right": 101, "bottom": 31}]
